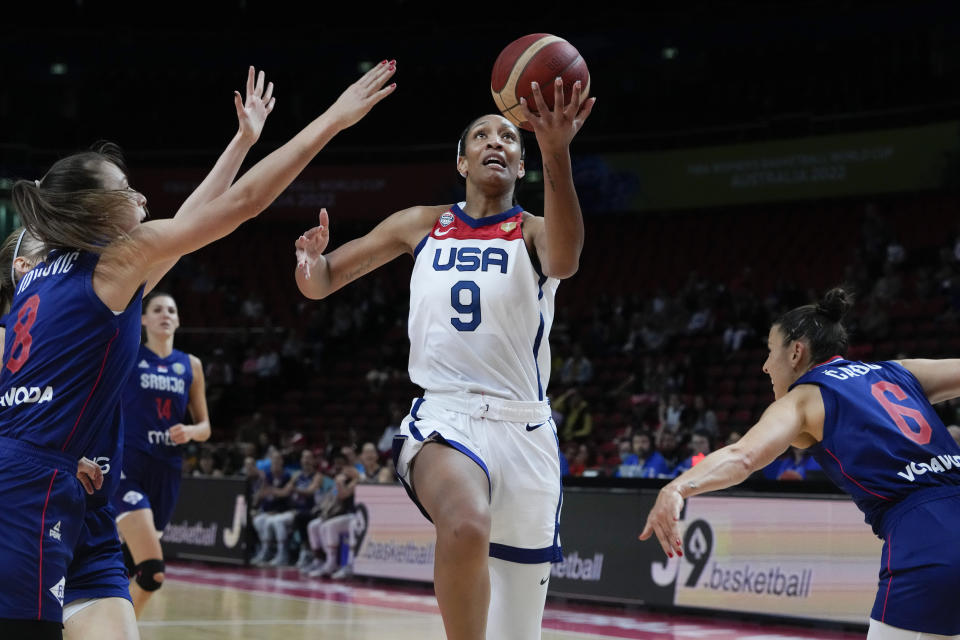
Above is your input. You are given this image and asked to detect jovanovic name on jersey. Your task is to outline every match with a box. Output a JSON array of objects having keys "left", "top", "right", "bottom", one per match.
[{"left": 15, "top": 251, "right": 79, "bottom": 295}]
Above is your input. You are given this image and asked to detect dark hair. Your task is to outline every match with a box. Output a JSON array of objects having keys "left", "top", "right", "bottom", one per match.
[
  {"left": 775, "top": 287, "right": 854, "bottom": 364},
  {"left": 142, "top": 290, "right": 177, "bottom": 314},
  {"left": 11, "top": 141, "right": 138, "bottom": 254},
  {"left": 457, "top": 115, "right": 526, "bottom": 205}
]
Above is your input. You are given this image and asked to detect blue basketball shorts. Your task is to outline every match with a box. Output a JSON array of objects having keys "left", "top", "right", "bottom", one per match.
[
  {"left": 872, "top": 486, "right": 960, "bottom": 635},
  {"left": 0, "top": 436, "right": 85, "bottom": 623},
  {"left": 110, "top": 448, "right": 182, "bottom": 532},
  {"left": 64, "top": 502, "right": 131, "bottom": 606}
]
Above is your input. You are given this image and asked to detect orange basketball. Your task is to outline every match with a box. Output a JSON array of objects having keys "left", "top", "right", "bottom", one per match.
[{"left": 491, "top": 33, "right": 590, "bottom": 131}]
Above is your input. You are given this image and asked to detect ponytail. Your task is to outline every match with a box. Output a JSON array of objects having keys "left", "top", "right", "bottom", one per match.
[
  {"left": 775, "top": 287, "right": 853, "bottom": 363},
  {"left": 11, "top": 141, "right": 136, "bottom": 254}
]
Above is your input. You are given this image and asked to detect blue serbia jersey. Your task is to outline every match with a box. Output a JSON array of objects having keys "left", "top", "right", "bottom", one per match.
[
  {"left": 790, "top": 357, "right": 960, "bottom": 535},
  {"left": 122, "top": 345, "right": 193, "bottom": 467},
  {"left": 0, "top": 250, "right": 142, "bottom": 458}
]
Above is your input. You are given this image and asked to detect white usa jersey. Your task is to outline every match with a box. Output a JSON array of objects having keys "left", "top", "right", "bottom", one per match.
[{"left": 408, "top": 203, "right": 559, "bottom": 402}]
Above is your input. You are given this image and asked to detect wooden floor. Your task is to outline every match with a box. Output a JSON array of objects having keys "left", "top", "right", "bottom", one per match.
[{"left": 138, "top": 563, "right": 867, "bottom": 640}]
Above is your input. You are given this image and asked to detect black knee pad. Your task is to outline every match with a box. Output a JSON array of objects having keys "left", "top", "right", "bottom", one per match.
[
  {"left": 121, "top": 542, "right": 136, "bottom": 577},
  {"left": 134, "top": 558, "right": 166, "bottom": 592}
]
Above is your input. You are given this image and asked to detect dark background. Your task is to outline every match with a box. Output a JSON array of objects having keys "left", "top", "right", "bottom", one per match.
[{"left": 2, "top": 0, "right": 958, "bottom": 171}]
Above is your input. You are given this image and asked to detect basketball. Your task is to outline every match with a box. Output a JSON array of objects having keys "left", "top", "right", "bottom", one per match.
[{"left": 491, "top": 33, "right": 591, "bottom": 131}]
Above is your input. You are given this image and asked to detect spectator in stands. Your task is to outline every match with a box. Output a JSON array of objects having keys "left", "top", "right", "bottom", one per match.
[
  {"left": 365, "top": 357, "right": 391, "bottom": 392},
  {"left": 255, "top": 340, "right": 281, "bottom": 379},
  {"left": 651, "top": 430, "right": 683, "bottom": 479},
  {"left": 686, "top": 299, "right": 713, "bottom": 335},
  {"left": 687, "top": 394, "right": 719, "bottom": 437},
  {"left": 762, "top": 445, "right": 822, "bottom": 481},
  {"left": 250, "top": 450, "right": 292, "bottom": 564},
  {"left": 321, "top": 454, "right": 397, "bottom": 580},
  {"left": 376, "top": 403, "right": 405, "bottom": 455},
  {"left": 241, "top": 347, "right": 259, "bottom": 377},
  {"left": 723, "top": 320, "right": 753, "bottom": 352},
  {"left": 674, "top": 430, "right": 712, "bottom": 474},
  {"left": 305, "top": 468, "right": 358, "bottom": 578},
  {"left": 241, "top": 292, "right": 265, "bottom": 320},
  {"left": 281, "top": 327, "right": 305, "bottom": 366},
  {"left": 561, "top": 343, "right": 594, "bottom": 386},
  {"left": 241, "top": 455, "right": 263, "bottom": 483},
  {"left": 357, "top": 442, "right": 383, "bottom": 481},
  {"left": 290, "top": 463, "right": 335, "bottom": 569},
  {"left": 193, "top": 448, "right": 223, "bottom": 477},
  {"left": 340, "top": 443, "right": 361, "bottom": 472},
  {"left": 615, "top": 431, "right": 667, "bottom": 478},
  {"left": 259, "top": 449, "right": 323, "bottom": 566},
  {"left": 554, "top": 387, "right": 594, "bottom": 441},
  {"left": 204, "top": 347, "right": 234, "bottom": 410},
  {"left": 658, "top": 393, "right": 686, "bottom": 433},
  {"left": 567, "top": 443, "right": 594, "bottom": 477}
]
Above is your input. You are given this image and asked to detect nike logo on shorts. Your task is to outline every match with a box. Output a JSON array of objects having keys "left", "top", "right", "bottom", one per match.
[
  {"left": 540, "top": 575, "right": 549, "bottom": 585},
  {"left": 526, "top": 422, "right": 545, "bottom": 431}
]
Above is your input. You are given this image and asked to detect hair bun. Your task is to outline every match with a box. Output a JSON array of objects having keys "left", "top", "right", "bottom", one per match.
[{"left": 816, "top": 287, "right": 853, "bottom": 322}]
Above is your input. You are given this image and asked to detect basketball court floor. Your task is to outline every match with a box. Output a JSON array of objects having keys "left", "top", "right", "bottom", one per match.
[{"left": 136, "top": 562, "right": 867, "bottom": 639}]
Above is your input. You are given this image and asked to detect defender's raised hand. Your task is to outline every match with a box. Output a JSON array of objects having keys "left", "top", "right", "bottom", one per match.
[
  {"left": 326, "top": 59, "right": 397, "bottom": 131},
  {"left": 235, "top": 66, "right": 276, "bottom": 144}
]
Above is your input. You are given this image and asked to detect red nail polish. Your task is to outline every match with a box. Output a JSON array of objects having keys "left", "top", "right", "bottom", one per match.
[
  {"left": 668, "top": 552, "right": 673, "bottom": 558},
  {"left": 677, "top": 550, "right": 683, "bottom": 557}
]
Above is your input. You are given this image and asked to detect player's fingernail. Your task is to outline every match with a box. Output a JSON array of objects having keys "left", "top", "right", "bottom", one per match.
[
  {"left": 668, "top": 552, "right": 674, "bottom": 558},
  {"left": 531, "top": 81, "right": 538, "bottom": 89},
  {"left": 380, "top": 60, "right": 387, "bottom": 65},
  {"left": 677, "top": 550, "right": 683, "bottom": 557}
]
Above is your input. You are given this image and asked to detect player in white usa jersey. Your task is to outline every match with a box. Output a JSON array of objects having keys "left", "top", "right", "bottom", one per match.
[{"left": 295, "top": 78, "right": 595, "bottom": 640}]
